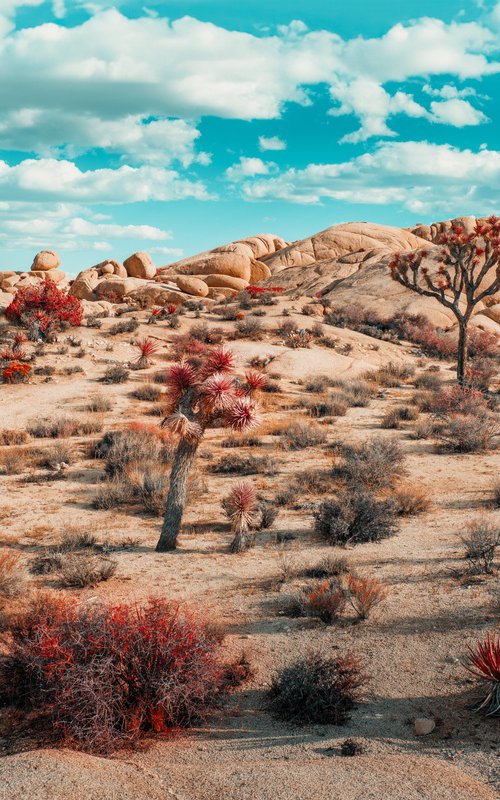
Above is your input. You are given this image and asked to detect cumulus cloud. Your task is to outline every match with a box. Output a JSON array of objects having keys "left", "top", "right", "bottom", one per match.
[
  {"left": 0, "top": 158, "right": 211, "bottom": 202},
  {"left": 0, "top": 10, "right": 497, "bottom": 143},
  {"left": 0, "top": 111, "right": 211, "bottom": 165},
  {"left": 238, "top": 141, "right": 500, "bottom": 214},
  {"left": 428, "top": 98, "right": 488, "bottom": 126},
  {"left": 0, "top": 200, "right": 183, "bottom": 255},
  {"left": 225, "top": 157, "right": 277, "bottom": 182},
  {"left": 258, "top": 135, "right": 287, "bottom": 151}
]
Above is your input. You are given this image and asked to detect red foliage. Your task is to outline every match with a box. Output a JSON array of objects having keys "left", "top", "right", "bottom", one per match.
[
  {"left": 432, "top": 385, "right": 488, "bottom": 416},
  {"left": 6, "top": 280, "right": 83, "bottom": 335},
  {"left": 0, "top": 597, "right": 232, "bottom": 752},
  {"left": 243, "top": 370, "right": 267, "bottom": 393},
  {"left": 466, "top": 633, "right": 500, "bottom": 716},
  {"left": 134, "top": 336, "right": 161, "bottom": 358},
  {"left": 246, "top": 286, "right": 284, "bottom": 295},
  {"left": 2, "top": 361, "right": 32, "bottom": 384}
]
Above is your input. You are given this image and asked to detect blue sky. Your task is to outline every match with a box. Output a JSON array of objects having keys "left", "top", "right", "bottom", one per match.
[{"left": 0, "top": 1, "right": 499, "bottom": 275}]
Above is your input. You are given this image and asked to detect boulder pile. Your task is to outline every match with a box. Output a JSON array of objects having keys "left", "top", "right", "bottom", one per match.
[{"left": 0, "top": 219, "right": 498, "bottom": 336}]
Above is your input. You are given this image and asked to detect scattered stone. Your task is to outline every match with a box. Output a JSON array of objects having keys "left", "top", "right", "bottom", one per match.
[
  {"left": 414, "top": 718, "right": 436, "bottom": 736},
  {"left": 31, "top": 249, "right": 60, "bottom": 271}
]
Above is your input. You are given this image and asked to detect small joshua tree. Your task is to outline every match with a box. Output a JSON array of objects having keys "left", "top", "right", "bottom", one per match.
[
  {"left": 156, "top": 347, "right": 262, "bottom": 551},
  {"left": 132, "top": 336, "right": 161, "bottom": 369},
  {"left": 390, "top": 216, "right": 500, "bottom": 384},
  {"left": 223, "top": 481, "right": 258, "bottom": 553}
]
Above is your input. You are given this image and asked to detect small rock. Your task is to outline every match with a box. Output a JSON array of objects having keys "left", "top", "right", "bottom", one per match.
[{"left": 414, "top": 718, "right": 435, "bottom": 736}]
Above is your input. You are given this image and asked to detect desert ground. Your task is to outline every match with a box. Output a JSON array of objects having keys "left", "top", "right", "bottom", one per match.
[{"left": 0, "top": 220, "right": 498, "bottom": 800}]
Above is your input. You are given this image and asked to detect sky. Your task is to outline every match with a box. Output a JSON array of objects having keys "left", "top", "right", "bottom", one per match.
[{"left": 0, "top": 1, "right": 499, "bottom": 275}]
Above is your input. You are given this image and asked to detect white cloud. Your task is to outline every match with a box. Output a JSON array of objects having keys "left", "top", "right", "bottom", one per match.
[
  {"left": 0, "top": 158, "right": 211, "bottom": 202},
  {"left": 225, "top": 157, "right": 276, "bottom": 181},
  {"left": 428, "top": 98, "right": 488, "bottom": 126},
  {"left": 238, "top": 141, "right": 500, "bottom": 214},
  {"left": 0, "top": 200, "right": 183, "bottom": 255},
  {"left": 0, "top": 10, "right": 497, "bottom": 140},
  {"left": 258, "top": 135, "right": 286, "bottom": 151},
  {"left": 0, "top": 111, "right": 211, "bottom": 166}
]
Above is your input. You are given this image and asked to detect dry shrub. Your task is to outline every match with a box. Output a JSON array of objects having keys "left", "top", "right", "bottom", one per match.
[
  {"left": 302, "top": 556, "right": 350, "bottom": 579},
  {"left": 0, "top": 552, "right": 25, "bottom": 598},
  {"left": 366, "top": 362, "right": 414, "bottom": 387},
  {"left": 414, "top": 372, "right": 442, "bottom": 391},
  {"left": 345, "top": 575, "right": 387, "bottom": 620},
  {"left": 409, "top": 419, "right": 436, "bottom": 440},
  {"left": 109, "top": 318, "right": 139, "bottom": 335},
  {"left": 334, "top": 379, "right": 373, "bottom": 408},
  {"left": 304, "top": 375, "right": 334, "bottom": 393},
  {"left": 0, "top": 597, "right": 234, "bottom": 752},
  {"left": 0, "top": 446, "right": 35, "bottom": 475},
  {"left": 315, "top": 489, "right": 398, "bottom": 547},
  {"left": 335, "top": 437, "right": 405, "bottom": 489},
  {"left": 293, "top": 468, "right": 332, "bottom": 495},
  {"left": 381, "top": 405, "right": 419, "bottom": 429},
  {"left": 27, "top": 416, "right": 103, "bottom": 439},
  {"left": 37, "top": 443, "right": 75, "bottom": 469},
  {"left": 306, "top": 398, "right": 347, "bottom": 418},
  {"left": 254, "top": 500, "right": 279, "bottom": 530},
  {"left": 436, "top": 413, "right": 498, "bottom": 453},
  {"left": 431, "top": 385, "right": 489, "bottom": 416},
  {"left": 93, "top": 429, "right": 172, "bottom": 477},
  {"left": 268, "top": 650, "right": 365, "bottom": 725},
  {"left": 390, "top": 482, "right": 431, "bottom": 515},
  {"left": 86, "top": 393, "right": 112, "bottom": 412},
  {"left": 0, "top": 430, "right": 29, "bottom": 446},
  {"left": 212, "top": 453, "right": 277, "bottom": 475},
  {"left": 281, "top": 422, "right": 327, "bottom": 450},
  {"left": 300, "top": 580, "right": 347, "bottom": 623},
  {"left": 236, "top": 316, "right": 264, "bottom": 339},
  {"left": 461, "top": 519, "right": 499, "bottom": 575},
  {"left": 100, "top": 365, "right": 130, "bottom": 384},
  {"left": 57, "top": 553, "right": 117, "bottom": 588},
  {"left": 131, "top": 383, "right": 163, "bottom": 401},
  {"left": 494, "top": 483, "right": 500, "bottom": 509}
]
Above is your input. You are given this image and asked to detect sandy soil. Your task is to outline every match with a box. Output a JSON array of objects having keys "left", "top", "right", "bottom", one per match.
[{"left": 0, "top": 299, "right": 498, "bottom": 799}]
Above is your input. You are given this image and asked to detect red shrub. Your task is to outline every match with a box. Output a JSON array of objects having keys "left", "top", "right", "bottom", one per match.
[
  {"left": 0, "top": 597, "right": 234, "bottom": 752},
  {"left": 432, "top": 385, "right": 488, "bottom": 416},
  {"left": 5, "top": 280, "right": 83, "bottom": 336},
  {"left": 466, "top": 633, "right": 500, "bottom": 716},
  {"left": 2, "top": 361, "right": 32, "bottom": 384},
  {"left": 246, "top": 286, "right": 284, "bottom": 295}
]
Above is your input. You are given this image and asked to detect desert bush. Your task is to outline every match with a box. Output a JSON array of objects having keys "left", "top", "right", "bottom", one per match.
[
  {"left": 302, "top": 556, "right": 350, "bottom": 579},
  {"left": 461, "top": 519, "right": 499, "bottom": 575},
  {"left": 0, "top": 552, "right": 25, "bottom": 598},
  {"left": 37, "top": 443, "right": 75, "bottom": 469},
  {"left": 212, "top": 453, "right": 277, "bottom": 475},
  {"left": 345, "top": 575, "right": 388, "bottom": 620},
  {"left": 466, "top": 356, "right": 498, "bottom": 391},
  {"left": 221, "top": 434, "right": 262, "bottom": 448},
  {"left": 131, "top": 337, "right": 162, "bottom": 370},
  {"left": 92, "top": 477, "right": 132, "bottom": 510},
  {"left": 109, "top": 319, "right": 139, "bottom": 335},
  {"left": 293, "top": 468, "right": 332, "bottom": 495},
  {"left": 27, "top": 416, "right": 102, "bottom": 439},
  {"left": 236, "top": 316, "right": 264, "bottom": 339},
  {"left": 100, "top": 365, "right": 130, "bottom": 384},
  {"left": 222, "top": 481, "right": 258, "bottom": 553},
  {"left": 315, "top": 489, "right": 398, "bottom": 547},
  {"left": 414, "top": 372, "right": 442, "bottom": 391},
  {"left": 93, "top": 429, "right": 172, "bottom": 477},
  {"left": 57, "top": 553, "right": 117, "bottom": 588},
  {"left": 335, "top": 437, "right": 405, "bottom": 490},
  {"left": 431, "top": 385, "right": 489, "bottom": 417},
  {"left": 0, "top": 429, "right": 29, "bottom": 446},
  {"left": 0, "top": 446, "right": 33, "bottom": 475},
  {"left": 268, "top": 650, "right": 365, "bottom": 725},
  {"left": 274, "top": 486, "right": 295, "bottom": 506},
  {"left": 189, "top": 323, "right": 225, "bottom": 345},
  {"left": 304, "top": 375, "right": 333, "bottom": 393},
  {"left": 494, "top": 483, "right": 500, "bottom": 509},
  {"left": 381, "top": 406, "right": 419, "bottom": 429},
  {"left": 367, "top": 362, "right": 414, "bottom": 387},
  {"left": 62, "top": 365, "right": 84, "bottom": 375},
  {"left": 5, "top": 280, "right": 83, "bottom": 340},
  {"left": 281, "top": 422, "right": 327, "bottom": 450},
  {"left": 85, "top": 315, "right": 103, "bottom": 329},
  {"left": 390, "top": 482, "right": 431, "bottom": 515},
  {"left": 465, "top": 633, "right": 500, "bottom": 716},
  {"left": 306, "top": 399, "right": 347, "bottom": 418},
  {"left": 299, "top": 579, "right": 346, "bottom": 623},
  {"left": 131, "top": 383, "right": 163, "bottom": 401},
  {"left": 335, "top": 379, "right": 373, "bottom": 408},
  {"left": 0, "top": 597, "right": 234, "bottom": 752},
  {"left": 2, "top": 361, "right": 32, "bottom": 384},
  {"left": 255, "top": 501, "right": 280, "bottom": 530},
  {"left": 86, "top": 392, "right": 112, "bottom": 412},
  {"left": 435, "top": 412, "right": 498, "bottom": 453}
]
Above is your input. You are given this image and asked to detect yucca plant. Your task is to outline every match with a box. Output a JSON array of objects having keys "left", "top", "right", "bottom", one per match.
[
  {"left": 156, "top": 346, "right": 262, "bottom": 551},
  {"left": 466, "top": 633, "right": 500, "bottom": 716},
  {"left": 132, "top": 337, "right": 162, "bottom": 369},
  {"left": 223, "top": 481, "right": 258, "bottom": 553}
]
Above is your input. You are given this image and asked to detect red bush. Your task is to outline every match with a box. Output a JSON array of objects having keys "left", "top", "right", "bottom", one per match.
[
  {"left": 0, "top": 597, "right": 235, "bottom": 752},
  {"left": 5, "top": 280, "right": 83, "bottom": 335},
  {"left": 2, "top": 361, "right": 32, "bottom": 384},
  {"left": 432, "top": 385, "right": 488, "bottom": 416},
  {"left": 466, "top": 633, "right": 500, "bottom": 716}
]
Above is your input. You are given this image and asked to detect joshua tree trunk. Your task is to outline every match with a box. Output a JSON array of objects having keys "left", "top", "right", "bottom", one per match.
[
  {"left": 229, "top": 523, "right": 252, "bottom": 554},
  {"left": 156, "top": 437, "right": 199, "bottom": 552},
  {"left": 457, "top": 320, "right": 469, "bottom": 386}
]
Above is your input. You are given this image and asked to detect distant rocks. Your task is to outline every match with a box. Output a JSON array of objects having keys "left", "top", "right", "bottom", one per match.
[
  {"left": 123, "top": 251, "right": 156, "bottom": 280},
  {"left": 31, "top": 249, "right": 60, "bottom": 271}
]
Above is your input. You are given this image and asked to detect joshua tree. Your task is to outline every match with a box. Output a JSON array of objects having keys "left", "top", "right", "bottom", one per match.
[
  {"left": 156, "top": 346, "right": 264, "bottom": 551},
  {"left": 132, "top": 336, "right": 162, "bottom": 369},
  {"left": 390, "top": 216, "right": 500, "bottom": 384},
  {"left": 223, "top": 481, "right": 258, "bottom": 553}
]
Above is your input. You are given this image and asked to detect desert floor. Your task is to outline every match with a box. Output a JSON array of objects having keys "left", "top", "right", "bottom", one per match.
[{"left": 0, "top": 300, "right": 498, "bottom": 800}]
